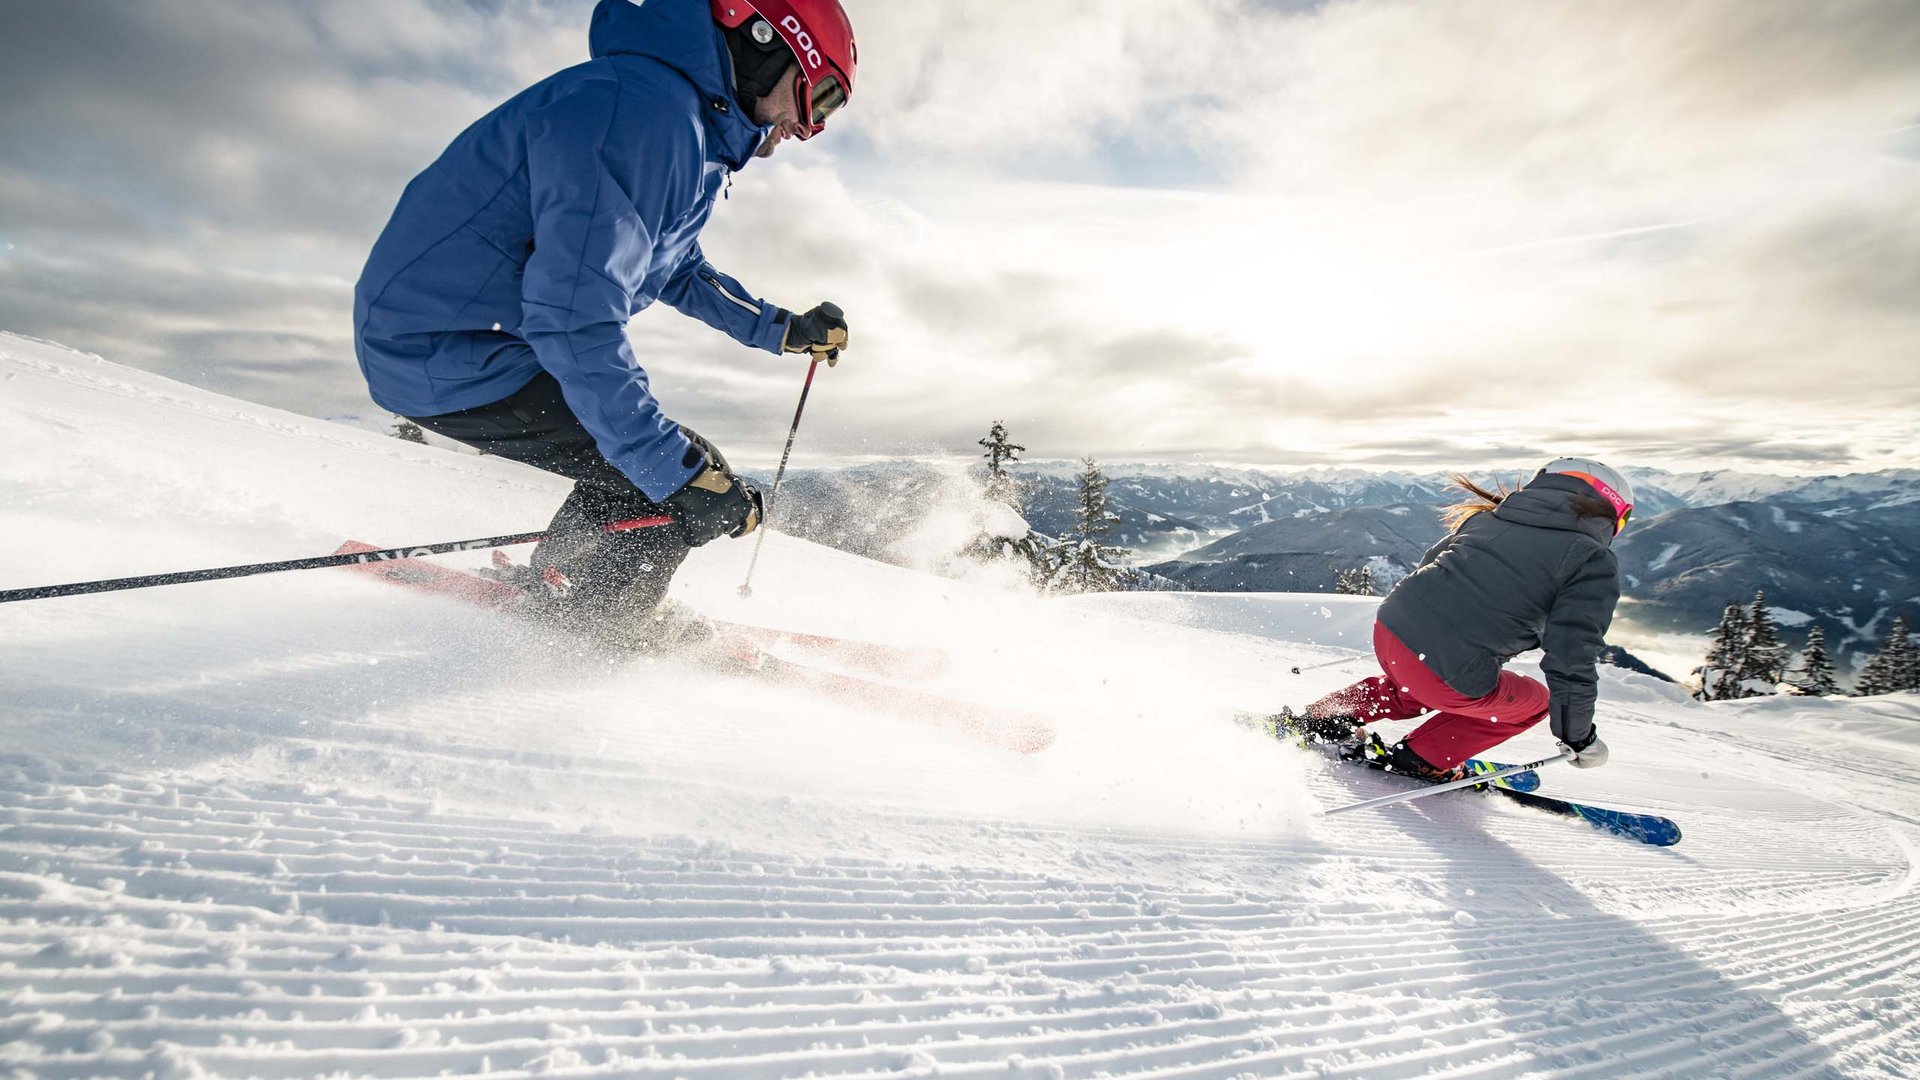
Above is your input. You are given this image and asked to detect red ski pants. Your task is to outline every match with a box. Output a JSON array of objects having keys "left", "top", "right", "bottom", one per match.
[{"left": 1305, "top": 622, "right": 1552, "bottom": 770}]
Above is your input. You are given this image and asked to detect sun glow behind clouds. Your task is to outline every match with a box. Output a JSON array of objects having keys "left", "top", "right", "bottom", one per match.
[
  {"left": 945, "top": 180, "right": 1434, "bottom": 366},
  {"left": 783, "top": 0, "right": 1920, "bottom": 469},
  {"left": 696, "top": 145, "right": 1920, "bottom": 468}
]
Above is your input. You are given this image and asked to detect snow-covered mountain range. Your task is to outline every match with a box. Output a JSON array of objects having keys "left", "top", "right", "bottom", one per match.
[{"left": 766, "top": 458, "right": 1919, "bottom": 680}]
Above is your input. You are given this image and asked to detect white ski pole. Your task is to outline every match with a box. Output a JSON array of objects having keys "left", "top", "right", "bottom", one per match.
[
  {"left": 1319, "top": 750, "right": 1575, "bottom": 817},
  {"left": 1290, "top": 654, "right": 1364, "bottom": 675}
]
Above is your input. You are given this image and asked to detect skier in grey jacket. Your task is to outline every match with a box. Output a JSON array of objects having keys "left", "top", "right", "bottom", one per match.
[{"left": 1296, "top": 458, "right": 1634, "bottom": 779}]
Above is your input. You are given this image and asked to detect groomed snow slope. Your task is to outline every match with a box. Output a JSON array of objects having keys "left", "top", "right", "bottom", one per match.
[{"left": 1, "top": 332, "right": 1917, "bottom": 1079}]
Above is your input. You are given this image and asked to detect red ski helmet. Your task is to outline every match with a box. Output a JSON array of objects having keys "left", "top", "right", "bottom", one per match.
[{"left": 711, "top": 0, "right": 856, "bottom": 138}]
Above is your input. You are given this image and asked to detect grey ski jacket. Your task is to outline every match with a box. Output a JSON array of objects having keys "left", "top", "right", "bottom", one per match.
[{"left": 1377, "top": 473, "right": 1622, "bottom": 747}]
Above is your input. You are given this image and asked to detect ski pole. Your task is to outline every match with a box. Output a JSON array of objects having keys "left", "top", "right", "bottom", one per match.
[
  {"left": 1290, "top": 654, "right": 1364, "bottom": 676},
  {"left": 1319, "top": 750, "right": 1575, "bottom": 817},
  {"left": 0, "top": 517, "right": 672, "bottom": 605},
  {"left": 738, "top": 357, "right": 821, "bottom": 599}
]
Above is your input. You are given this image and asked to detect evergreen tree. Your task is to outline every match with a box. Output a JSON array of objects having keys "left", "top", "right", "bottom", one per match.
[
  {"left": 1856, "top": 614, "right": 1915, "bottom": 697},
  {"left": 1887, "top": 614, "right": 1914, "bottom": 692},
  {"left": 976, "top": 420, "right": 1026, "bottom": 508},
  {"left": 1721, "top": 603, "right": 1753, "bottom": 698},
  {"left": 1334, "top": 564, "right": 1377, "bottom": 596},
  {"left": 1695, "top": 603, "right": 1750, "bottom": 701},
  {"left": 391, "top": 418, "right": 428, "bottom": 445},
  {"left": 1899, "top": 616, "right": 1920, "bottom": 692},
  {"left": 959, "top": 421, "right": 1134, "bottom": 592},
  {"left": 1787, "top": 625, "right": 1838, "bottom": 697},
  {"left": 1741, "top": 590, "right": 1788, "bottom": 690},
  {"left": 1055, "top": 456, "right": 1128, "bottom": 593},
  {"left": 1857, "top": 648, "right": 1894, "bottom": 698},
  {"left": 963, "top": 527, "right": 1064, "bottom": 589}
]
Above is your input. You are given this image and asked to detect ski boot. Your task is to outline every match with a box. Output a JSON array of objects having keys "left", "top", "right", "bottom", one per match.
[
  {"left": 607, "top": 597, "right": 719, "bottom": 657},
  {"left": 1352, "top": 734, "right": 1468, "bottom": 784},
  {"left": 478, "top": 550, "right": 541, "bottom": 590},
  {"left": 540, "top": 590, "right": 718, "bottom": 659},
  {"left": 492, "top": 552, "right": 717, "bottom": 658},
  {"left": 1240, "top": 706, "right": 1365, "bottom": 748},
  {"left": 1283, "top": 707, "right": 1367, "bottom": 746}
]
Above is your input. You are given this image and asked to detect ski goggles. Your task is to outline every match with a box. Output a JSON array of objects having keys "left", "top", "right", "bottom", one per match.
[
  {"left": 1560, "top": 470, "right": 1634, "bottom": 534},
  {"left": 796, "top": 70, "right": 848, "bottom": 137}
]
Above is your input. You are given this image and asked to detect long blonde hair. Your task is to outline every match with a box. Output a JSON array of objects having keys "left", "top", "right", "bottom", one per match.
[
  {"left": 1442, "top": 472, "right": 1624, "bottom": 533},
  {"left": 1440, "top": 474, "right": 1513, "bottom": 532}
]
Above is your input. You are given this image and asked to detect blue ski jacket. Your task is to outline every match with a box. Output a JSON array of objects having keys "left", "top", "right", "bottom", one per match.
[{"left": 354, "top": 0, "right": 789, "bottom": 500}]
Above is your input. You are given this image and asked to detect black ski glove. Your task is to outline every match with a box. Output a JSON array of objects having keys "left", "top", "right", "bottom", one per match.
[
  {"left": 679, "top": 425, "right": 732, "bottom": 473},
  {"left": 781, "top": 302, "right": 849, "bottom": 365},
  {"left": 665, "top": 459, "right": 763, "bottom": 547}
]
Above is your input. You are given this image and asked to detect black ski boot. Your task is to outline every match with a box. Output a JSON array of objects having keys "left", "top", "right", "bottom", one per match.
[
  {"left": 483, "top": 551, "right": 718, "bottom": 658},
  {"left": 1242, "top": 707, "right": 1364, "bottom": 747},
  {"left": 609, "top": 597, "right": 718, "bottom": 656},
  {"left": 1362, "top": 736, "right": 1465, "bottom": 784}
]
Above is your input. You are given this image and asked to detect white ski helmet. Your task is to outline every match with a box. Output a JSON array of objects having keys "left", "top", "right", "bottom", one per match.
[{"left": 1539, "top": 457, "right": 1635, "bottom": 531}]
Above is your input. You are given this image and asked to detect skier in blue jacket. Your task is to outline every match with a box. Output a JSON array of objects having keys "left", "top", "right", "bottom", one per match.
[{"left": 354, "top": 0, "right": 856, "bottom": 645}]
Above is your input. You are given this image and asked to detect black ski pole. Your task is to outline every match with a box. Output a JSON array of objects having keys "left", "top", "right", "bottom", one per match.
[
  {"left": 739, "top": 357, "right": 821, "bottom": 599},
  {"left": 0, "top": 517, "right": 672, "bottom": 605}
]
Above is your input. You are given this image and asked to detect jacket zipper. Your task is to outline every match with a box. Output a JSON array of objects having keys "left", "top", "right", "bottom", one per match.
[{"left": 701, "top": 271, "right": 761, "bottom": 316}]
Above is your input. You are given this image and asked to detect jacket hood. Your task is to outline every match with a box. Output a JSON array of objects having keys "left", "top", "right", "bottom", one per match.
[
  {"left": 1493, "top": 473, "right": 1618, "bottom": 546},
  {"left": 588, "top": 0, "right": 767, "bottom": 167}
]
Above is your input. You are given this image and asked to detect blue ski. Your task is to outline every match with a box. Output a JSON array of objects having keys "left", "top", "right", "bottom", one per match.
[
  {"left": 1239, "top": 711, "right": 1680, "bottom": 846},
  {"left": 1238, "top": 712, "right": 1541, "bottom": 793},
  {"left": 1461, "top": 756, "right": 1542, "bottom": 794},
  {"left": 1488, "top": 787, "right": 1682, "bottom": 847}
]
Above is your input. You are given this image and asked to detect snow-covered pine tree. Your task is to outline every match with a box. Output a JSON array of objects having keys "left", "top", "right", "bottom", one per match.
[
  {"left": 1856, "top": 614, "right": 1915, "bottom": 697},
  {"left": 391, "top": 418, "right": 428, "bottom": 444},
  {"left": 1054, "top": 456, "right": 1128, "bottom": 594},
  {"left": 1897, "top": 615, "right": 1920, "bottom": 692},
  {"left": 1787, "top": 625, "right": 1838, "bottom": 697},
  {"left": 977, "top": 420, "right": 1026, "bottom": 508},
  {"left": 1857, "top": 648, "right": 1894, "bottom": 697},
  {"left": 1334, "top": 564, "right": 1377, "bottom": 596},
  {"left": 958, "top": 422, "right": 1047, "bottom": 583},
  {"left": 1720, "top": 603, "right": 1754, "bottom": 698},
  {"left": 1694, "top": 606, "right": 1727, "bottom": 700},
  {"left": 1694, "top": 603, "right": 1750, "bottom": 701},
  {"left": 1741, "top": 591, "right": 1788, "bottom": 691},
  {"left": 958, "top": 421, "right": 1080, "bottom": 589}
]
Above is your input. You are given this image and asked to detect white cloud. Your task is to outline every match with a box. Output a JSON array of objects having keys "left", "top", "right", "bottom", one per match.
[{"left": 1, "top": 0, "right": 1916, "bottom": 472}]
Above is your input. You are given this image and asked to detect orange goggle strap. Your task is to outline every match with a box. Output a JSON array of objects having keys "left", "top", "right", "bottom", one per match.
[{"left": 1558, "top": 470, "right": 1634, "bottom": 532}]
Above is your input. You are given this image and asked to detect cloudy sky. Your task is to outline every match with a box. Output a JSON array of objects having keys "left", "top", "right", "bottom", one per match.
[{"left": 2, "top": 0, "right": 1917, "bottom": 474}]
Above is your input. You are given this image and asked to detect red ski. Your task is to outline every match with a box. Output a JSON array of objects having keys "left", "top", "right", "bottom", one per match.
[
  {"left": 333, "top": 541, "right": 1051, "bottom": 754},
  {"left": 710, "top": 618, "right": 948, "bottom": 681}
]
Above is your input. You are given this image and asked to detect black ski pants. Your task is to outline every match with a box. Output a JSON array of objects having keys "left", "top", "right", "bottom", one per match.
[{"left": 406, "top": 371, "right": 697, "bottom": 613}]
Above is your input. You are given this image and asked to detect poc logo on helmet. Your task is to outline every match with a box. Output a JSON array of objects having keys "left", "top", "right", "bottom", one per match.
[{"left": 780, "top": 15, "right": 822, "bottom": 70}]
